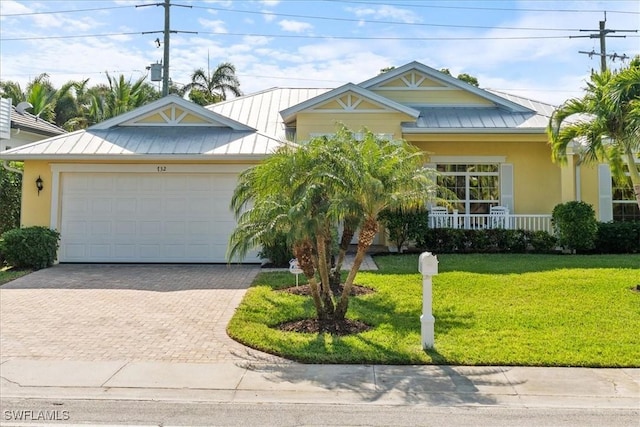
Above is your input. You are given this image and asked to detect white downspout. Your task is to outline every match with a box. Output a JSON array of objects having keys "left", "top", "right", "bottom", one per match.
[
  {"left": 2, "top": 160, "right": 23, "bottom": 175},
  {"left": 575, "top": 164, "right": 581, "bottom": 202}
]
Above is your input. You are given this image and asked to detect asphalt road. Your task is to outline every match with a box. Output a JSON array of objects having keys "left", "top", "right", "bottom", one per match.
[{"left": 1, "top": 398, "right": 638, "bottom": 426}]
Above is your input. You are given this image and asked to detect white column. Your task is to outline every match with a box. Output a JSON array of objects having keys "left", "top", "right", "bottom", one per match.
[{"left": 418, "top": 252, "right": 439, "bottom": 349}]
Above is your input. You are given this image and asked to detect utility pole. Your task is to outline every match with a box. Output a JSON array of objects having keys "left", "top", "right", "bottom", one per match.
[
  {"left": 163, "top": 0, "right": 170, "bottom": 96},
  {"left": 138, "top": 1, "right": 196, "bottom": 96},
  {"left": 572, "top": 14, "right": 637, "bottom": 72}
]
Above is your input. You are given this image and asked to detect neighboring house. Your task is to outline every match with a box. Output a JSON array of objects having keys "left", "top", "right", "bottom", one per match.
[
  {"left": 0, "top": 97, "right": 66, "bottom": 152},
  {"left": 0, "top": 62, "right": 637, "bottom": 263}
]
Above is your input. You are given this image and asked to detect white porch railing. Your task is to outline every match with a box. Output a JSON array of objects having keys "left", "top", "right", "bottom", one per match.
[{"left": 429, "top": 210, "right": 553, "bottom": 233}]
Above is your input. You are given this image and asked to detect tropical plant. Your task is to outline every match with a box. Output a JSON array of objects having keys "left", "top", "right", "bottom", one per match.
[
  {"left": 0, "top": 74, "right": 74, "bottom": 125},
  {"left": 228, "top": 125, "right": 438, "bottom": 330},
  {"left": 0, "top": 162, "right": 22, "bottom": 235},
  {"left": 81, "top": 73, "right": 159, "bottom": 125},
  {"left": 552, "top": 201, "right": 598, "bottom": 252},
  {"left": 548, "top": 58, "right": 640, "bottom": 210},
  {"left": 183, "top": 62, "right": 242, "bottom": 106}
]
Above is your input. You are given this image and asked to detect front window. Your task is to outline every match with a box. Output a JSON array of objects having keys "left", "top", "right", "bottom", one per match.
[
  {"left": 612, "top": 173, "right": 639, "bottom": 221},
  {"left": 436, "top": 163, "right": 500, "bottom": 214}
]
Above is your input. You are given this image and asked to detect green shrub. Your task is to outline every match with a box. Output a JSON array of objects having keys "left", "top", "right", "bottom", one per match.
[
  {"left": 529, "top": 230, "right": 558, "bottom": 253},
  {"left": 378, "top": 208, "right": 429, "bottom": 252},
  {"left": 594, "top": 221, "right": 640, "bottom": 254},
  {"left": 0, "top": 227, "right": 60, "bottom": 270},
  {"left": 552, "top": 201, "right": 598, "bottom": 252},
  {"left": 416, "top": 228, "right": 556, "bottom": 254},
  {"left": 0, "top": 163, "right": 23, "bottom": 236},
  {"left": 257, "top": 231, "right": 293, "bottom": 267},
  {"left": 416, "top": 228, "right": 465, "bottom": 253}
]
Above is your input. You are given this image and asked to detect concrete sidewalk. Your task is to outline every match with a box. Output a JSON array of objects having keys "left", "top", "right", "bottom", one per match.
[{"left": 1, "top": 358, "right": 638, "bottom": 409}]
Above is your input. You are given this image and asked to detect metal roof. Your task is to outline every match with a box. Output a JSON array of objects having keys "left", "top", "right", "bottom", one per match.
[
  {"left": 208, "top": 87, "right": 330, "bottom": 138},
  {"left": 0, "top": 127, "right": 283, "bottom": 160},
  {"left": 404, "top": 107, "right": 548, "bottom": 133},
  {"left": 402, "top": 90, "right": 554, "bottom": 133}
]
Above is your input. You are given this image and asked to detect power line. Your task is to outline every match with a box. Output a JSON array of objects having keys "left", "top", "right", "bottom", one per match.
[
  {"left": 0, "top": 5, "right": 133, "bottom": 17},
  {"left": 320, "top": 0, "right": 640, "bottom": 15},
  {"left": 6, "top": 31, "right": 622, "bottom": 42},
  {"left": 3, "top": 1, "right": 637, "bottom": 17},
  {"left": 191, "top": 5, "right": 585, "bottom": 32}
]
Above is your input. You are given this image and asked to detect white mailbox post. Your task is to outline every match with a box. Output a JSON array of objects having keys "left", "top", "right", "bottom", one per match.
[{"left": 418, "top": 252, "right": 438, "bottom": 349}]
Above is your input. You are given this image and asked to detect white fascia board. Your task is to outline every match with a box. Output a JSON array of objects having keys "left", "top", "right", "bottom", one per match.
[
  {"left": 0, "top": 153, "right": 271, "bottom": 161},
  {"left": 401, "top": 126, "right": 546, "bottom": 134},
  {"left": 50, "top": 163, "right": 258, "bottom": 174}
]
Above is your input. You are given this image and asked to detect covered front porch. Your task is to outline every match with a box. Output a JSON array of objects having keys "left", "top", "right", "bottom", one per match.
[{"left": 428, "top": 208, "right": 552, "bottom": 233}]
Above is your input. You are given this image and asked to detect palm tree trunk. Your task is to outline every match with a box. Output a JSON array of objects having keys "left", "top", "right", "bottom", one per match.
[
  {"left": 330, "top": 218, "right": 358, "bottom": 292},
  {"left": 624, "top": 148, "right": 640, "bottom": 210},
  {"left": 293, "top": 241, "right": 326, "bottom": 322},
  {"left": 334, "top": 217, "right": 378, "bottom": 321},
  {"left": 315, "top": 233, "right": 335, "bottom": 318}
]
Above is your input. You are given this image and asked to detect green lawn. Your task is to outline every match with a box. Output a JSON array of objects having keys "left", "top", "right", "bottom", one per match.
[
  {"left": 227, "top": 254, "right": 640, "bottom": 366},
  {"left": 0, "top": 267, "right": 32, "bottom": 286}
]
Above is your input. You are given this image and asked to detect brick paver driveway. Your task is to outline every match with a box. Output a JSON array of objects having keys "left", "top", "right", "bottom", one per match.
[{"left": 0, "top": 264, "right": 286, "bottom": 364}]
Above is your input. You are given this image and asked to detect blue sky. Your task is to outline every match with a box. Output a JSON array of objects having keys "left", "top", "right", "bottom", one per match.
[{"left": 0, "top": 0, "right": 638, "bottom": 105}]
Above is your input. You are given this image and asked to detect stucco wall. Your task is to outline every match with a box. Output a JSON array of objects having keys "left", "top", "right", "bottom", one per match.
[
  {"left": 21, "top": 160, "right": 52, "bottom": 227},
  {"left": 295, "top": 112, "right": 411, "bottom": 142},
  {"left": 408, "top": 134, "right": 560, "bottom": 215}
]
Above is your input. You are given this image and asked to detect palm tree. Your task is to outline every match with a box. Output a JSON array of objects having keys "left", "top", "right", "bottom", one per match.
[
  {"left": 183, "top": 62, "right": 242, "bottom": 106},
  {"left": 228, "top": 125, "right": 438, "bottom": 329},
  {"left": 82, "top": 73, "right": 160, "bottom": 125},
  {"left": 330, "top": 127, "right": 437, "bottom": 319},
  {"left": 1, "top": 74, "right": 76, "bottom": 127},
  {"left": 548, "top": 58, "right": 640, "bottom": 210}
]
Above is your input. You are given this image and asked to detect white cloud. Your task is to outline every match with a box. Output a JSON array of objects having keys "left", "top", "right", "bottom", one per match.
[
  {"left": 347, "top": 5, "right": 421, "bottom": 24},
  {"left": 198, "top": 18, "right": 227, "bottom": 33},
  {"left": 262, "top": 10, "right": 276, "bottom": 23},
  {"left": 278, "top": 19, "right": 312, "bottom": 33},
  {"left": 0, "top": 0, "right": 31, "bottom": 16}
]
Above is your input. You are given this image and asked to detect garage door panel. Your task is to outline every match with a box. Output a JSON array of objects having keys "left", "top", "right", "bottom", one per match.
[
  {"left": 140, "top": 221, "right": 162, "bottom": 235},
  {"left": 140, "top": 198, "right": 162, "bottom": 215},
  {"left": 91, "top": 175, "right": 115, "bottom": 191},
  {"left": 116, "top": 198, "right": 137, "bottom": 214},
  {"left": 114, "top": 244, "right": 136, "bottom": 258},
  {"left": 165, "top": 221, "right": 186, "bottom": 235},
  {"left": 115, "top": 175, "right": 140, "bottom": 191},
  {"left": 139, "top": 245, "right": 161, "bottom": 259},
  {"left": 60, "top": 172, "right": 255, "bottom": 263},
  {"left": 90, "top": 221, "right": 112, "bottom": 236}
]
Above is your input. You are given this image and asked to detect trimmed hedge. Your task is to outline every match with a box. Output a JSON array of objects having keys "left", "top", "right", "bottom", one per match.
[
  {"left": 593, "top": 221, "right": 640, "bottom": 254},
  {"left": 415, "top": 228, "right": 557, "bottom": 254},
  {"left": 0, "top": 226, "right": 60, "bottom": 270}
]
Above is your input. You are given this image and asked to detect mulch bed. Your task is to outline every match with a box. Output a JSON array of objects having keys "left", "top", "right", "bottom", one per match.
[
  {"left": 277, "top": 318, "right": 372, "bottom": 335},
  {"left": 279, "top": 283, "right": 375, "bottom": 296}
]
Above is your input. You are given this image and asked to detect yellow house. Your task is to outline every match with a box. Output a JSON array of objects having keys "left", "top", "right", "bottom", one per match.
[{"left": 1, "top": 61, "right": 637, "bottom": 263}]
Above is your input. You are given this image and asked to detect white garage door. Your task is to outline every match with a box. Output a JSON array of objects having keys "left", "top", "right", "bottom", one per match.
[{"left": 59, "top": 172, "right": 251, "bottom": 263}]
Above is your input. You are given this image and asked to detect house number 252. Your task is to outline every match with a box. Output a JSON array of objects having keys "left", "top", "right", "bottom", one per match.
[{"left": 157, "top": 166, "right": 167, "bottom": 172}]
